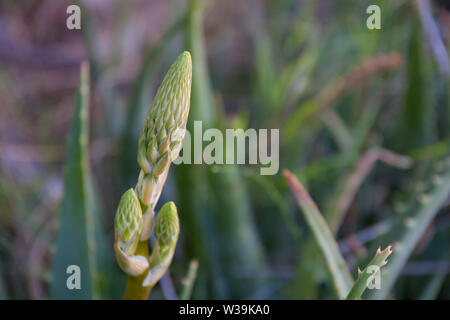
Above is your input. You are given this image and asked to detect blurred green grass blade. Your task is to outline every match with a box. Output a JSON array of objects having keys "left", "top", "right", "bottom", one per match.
[
  {"left": 448, "top": 76, "right": 450, "bottom": 137},
  {"left": 419, "top": 238, "right": 450, "bottom": 299},
  {"left": 50, "top": 63, "right": 97, "bottom": 299},
  {"left": 175, "top": 165, "right": 229, "bottom": 299},
  {"left": 176, "top": 0, "right": 228, "bottom": 299},
  {"left": 246, "top": 172, "right": 301, "bottom": 240},
  {"left": 286, "top": 240, "right": 324, "bottom": 299},
  {"left": 177, "top": 0, "right": 267, "bottom": 299},
  {"left": 186, "top": 0, "right": 214, "bottom": 128},
  {"left": 275, "top": 46, "right": 317, "bottom": 112},
  {"left": 180, "top": 260, "right": 199, "bottom": 300},
  {"left": 252, "top": 29, "right": 317, "bottom": 127},
  {"left": 367, "top": 156, "right": 450, "bottom": 299},
  {"left": 327, "top": 148, "right": 412, "bottom": 234},
  {"left": 322, "top": 110, "right": 353, "bottom": 151},
  {"left": 80, "top": 3, "right": 121, "bottom": 136},
  {"left": 284, "top": 99, "right": 319, "bottom": 141},
  {"left": 283, "top": 53, "right": 402, "bottom": 142},
  {"left": 85, "top": 175, "right": 126, "bottom": 299},
  {"left": 207, "top": 165, "right": 267, "bottom": 298},
  {"left": 400, "top": 24, "right": 432, "bottom": 151},
  {"left": 0, "top": 264, "right": 6, "bottom": 299},
  {"left": 419, "top": 265, "right": 447, "bottom": 300},
  {"left": 79, "top": 4, "right": 101, "bottom": 79},
  {"left": 283, "top": 170, "right": 353, "bottom": 299},
  {"left": 252, "top": 31, "right": 277, "bottom": 126},
  {"left": 409, "top": 139, "right": 450, "bottom": 162}
]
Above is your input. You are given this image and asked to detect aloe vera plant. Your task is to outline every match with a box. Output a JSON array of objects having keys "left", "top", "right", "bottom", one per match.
[
  {"left": 284, "top": 170, "right": 393, "bottom": 299},
  {"left": 365, "top": 155, "right": 450, "bottom": 299},
  {"left": 114, "top": 51, "right": 192, "bottom": 300}
]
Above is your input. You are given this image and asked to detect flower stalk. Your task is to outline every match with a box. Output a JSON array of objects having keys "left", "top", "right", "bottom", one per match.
[{"left": 114, "top": 51, "right": 192, "bottom": 300}]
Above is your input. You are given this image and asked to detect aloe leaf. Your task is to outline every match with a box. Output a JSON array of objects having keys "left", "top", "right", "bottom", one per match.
[
  {"left": 283, "top": 170, "right": 353, "bottom": 299},
  {"left": 418, "top": 232, "right": 449, "bottom": 300},
  {"left": 346, "top": 246, "right": 393, "bottom": 300},
  {"left": 175, "top": 0, "right": 266, "bottom": 299},
  {"left": 399, "top": 24, "right": 433, "bottom": 151},
  {"left": 207, "top": 165, "right": 267, "bottom": 298},
  {"left": 173, "top": 6, "right": 217, "bottom": 298},
  {"left": 419, "top": 248, "right": 448, "bottom": 300},
  {"left": 186, "top": 0, "right": 214, "bottom": 128},
  {"left": 252, "top": 31, "right": 277, "bottom": 127},
  {"left": 419, "top": 269, "right": 447, "bottom": 300},
  {"left": 50, "top": 63, "right": 98, "bottom": 299},
  {"left": 366, "top": 156, "right": 450, "bottom": 299},
  {"left": 86, "top": 174, "right": 125, "bottom": 299}
]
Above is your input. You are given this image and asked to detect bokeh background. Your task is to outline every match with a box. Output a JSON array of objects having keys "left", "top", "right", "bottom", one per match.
[{"left": 0, "top": 0, "right": 449, "bottom": 299}]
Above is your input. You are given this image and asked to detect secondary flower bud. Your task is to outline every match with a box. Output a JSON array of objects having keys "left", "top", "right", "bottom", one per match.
[
  {"left": 114, "top": 188, "right": 143, "bottom": 256},
  {"left": 142, "top": 201, "right": 180, "bottom": 288}
]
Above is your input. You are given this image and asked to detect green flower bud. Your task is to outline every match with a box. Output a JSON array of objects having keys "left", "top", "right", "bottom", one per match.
[
  {"left": 154, "top": 201, "right": 180, "bottom": 248},
  {"left": 136, "top": 51, "right": 192, "bottom": 208},
  {"left": 137, "top": 51, "right": 192, "bottom": 176},
  {"left": 114, "top": 188, "right": 143, "bottom": 256},
  {"left": 114, "top": 188, "right": 149, "bottom": 277},
  {"left": 142, "top": 201, "right": 180, "bottom": 288}
]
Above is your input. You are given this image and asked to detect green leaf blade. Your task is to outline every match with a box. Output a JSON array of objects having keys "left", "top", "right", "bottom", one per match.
[
  {"left": 367, "top": 157, "right": 450, "bottom": 299},
  {"left": 283, "top": 170, "right": 353, "bottom": 299},
  {"left": 50, "top": 62, "right": 96, "bottom": 299}
]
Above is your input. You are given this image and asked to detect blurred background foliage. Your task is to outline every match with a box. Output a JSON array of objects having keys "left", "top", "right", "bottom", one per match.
[{"left": 0, "top": 0, "right": 449, "bottom": 299}]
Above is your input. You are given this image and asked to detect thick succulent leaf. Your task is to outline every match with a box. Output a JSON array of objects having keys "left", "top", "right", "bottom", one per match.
[
  {"left": 51, "top": 63, "right": 98, "bottom": 299},
  {"left": 366, "top": 156, "right": 450, "bottom": 299},
  {"left": 284, "top": 170, "right": 353, "bottom": 299},
  {"left": 346, "top": 246, "right": 393, "bottom": 300}
]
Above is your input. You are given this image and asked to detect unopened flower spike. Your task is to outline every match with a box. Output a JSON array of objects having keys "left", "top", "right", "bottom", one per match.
[
  {"left": 115, "top": 51, "right": 191, "bottom": 300},
  {"left": 114, "top": 188, "right": 149, "bottom": 276},
  {"left": 136, "top": 51, "right": 192, "bottom": 240},
  {"left": 142, "top": 201, "right": 180, "bottom": 288}
]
